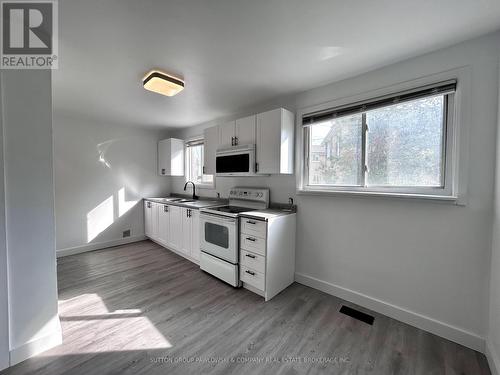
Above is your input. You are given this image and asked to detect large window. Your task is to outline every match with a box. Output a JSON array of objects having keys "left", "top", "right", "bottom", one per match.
[
  {"left": 185, "top": 140, "right": 214, "bottom": 188},
  {"left": 302, "top": 81, "right": 456, "bottom": 197}
]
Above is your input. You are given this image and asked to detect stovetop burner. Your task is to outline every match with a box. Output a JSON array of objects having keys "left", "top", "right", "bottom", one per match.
[{"left": 210, "top": 205, "right": 257, "bottom": 214}]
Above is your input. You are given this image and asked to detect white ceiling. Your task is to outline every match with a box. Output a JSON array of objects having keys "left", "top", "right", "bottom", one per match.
[{"left": 53, "top": 0, "right": 500, "bottom": 129}]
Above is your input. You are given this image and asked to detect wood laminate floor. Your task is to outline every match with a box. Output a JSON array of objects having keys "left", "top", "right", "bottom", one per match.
[{"left": 1, "top": 240, "right": 491, "bottom": 375}]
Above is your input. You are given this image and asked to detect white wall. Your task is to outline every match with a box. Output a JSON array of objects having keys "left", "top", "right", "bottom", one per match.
[
  {"left": 293, "top": 32, "right": 499, "bottom": 351},
  {"left": 53, "top": 113, "right": 170, "bottom": 253},
  {"left": 168, "top": 32, "right": 500, "bottom": 351},
  {"left": 1, "top": 70, "right": 61, "bottom": 364},
  {"left": 488, "top": 59, "right": 500, "bottom": 375}
]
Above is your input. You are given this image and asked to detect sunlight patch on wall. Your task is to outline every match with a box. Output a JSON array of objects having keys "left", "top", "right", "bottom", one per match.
[
  {"left": 87, "top": 195, "right": 114, "bottom": 242},
  {"left": 97, "top": 140, "right": 113, "bottom": 169},
  {"left": 118, "top": 187, "right": 139, "bottom": 217}
]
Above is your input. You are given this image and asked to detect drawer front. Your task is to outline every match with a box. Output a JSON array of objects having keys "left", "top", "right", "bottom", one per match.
[
  {"left": 240, "top": 249, "right": 265, "bottom": 273},
  {"left": 241, "top": 218, "right": 266, "bottom": 238},
  {"left": 240, "top": 265, "right": 265, "bottom": 291},
  {"left": 240, "top": 233, "right": 266, "bottom": 256}
]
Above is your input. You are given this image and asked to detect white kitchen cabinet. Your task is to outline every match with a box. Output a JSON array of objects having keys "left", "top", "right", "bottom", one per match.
[
  {"left": 191, "top": 210, "right": 200, "bottom": 261},
  {"left": 203, "top": 126, "right": 218, "bottom": 175},
  {"left": 218, "top": 121, "right": 235, "bottom": 149},
  {"left": 239, "top": 212, "right": 296, "bottom": 301},
  {"left": 235, "top": 115, "right": 256, "bottom": 145},
  {"left": 217, "top": 116, "right": 256, "bottom": 149},
  {"left": 144, "top": 201, "right": 159, "bottom": 239},
  {"left": 168, "top": 205, "right": 183, "bottom": 251},
  {"left": 256, "top": 108, "right": 294, "bottom": 174},
  {"left": 181, "top": 208, "right": 200, "bottom": 261},
  {"left": 144, "top": 201, "right": 152, "bottom": 237},
  {"left": 202, "top": 108, "right": 294, "bottom": 175},
  {"left": 157, "top": 204, "right": 170, "bottom": 246},
  {"left": 144, "top": 200, "right": 201, "bottom": 264},
  {"left": 158, "top": 138, "right": 184, "bottom": 176}
]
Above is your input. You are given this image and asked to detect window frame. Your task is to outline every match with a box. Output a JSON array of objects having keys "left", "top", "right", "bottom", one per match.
[
  {"left": 185, "top": 138, "right": 215, "bottom": 189},
  {"left": 297, "top": 72, "right": 468, "bottom": 203}
]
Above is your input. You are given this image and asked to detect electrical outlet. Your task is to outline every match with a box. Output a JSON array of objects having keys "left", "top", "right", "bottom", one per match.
[{"left": 123, "top": 230, "right": 131, "bottom": 238}]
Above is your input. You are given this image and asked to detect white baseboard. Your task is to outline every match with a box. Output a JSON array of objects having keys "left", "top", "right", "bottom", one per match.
[
  {"left": 9, "top": 321, "right": 62, "bottom": 366},
  {"left": 487, "top": 338, "right": 500, "bottom": 375},
  {"left": 294, "top": 272, "right": 485, "bottom": 352},
  {"left": 56, "top": 235, "right": 147, "bottom": 258}
]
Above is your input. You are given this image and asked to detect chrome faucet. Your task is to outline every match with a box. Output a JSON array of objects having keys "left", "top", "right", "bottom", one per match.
[{"left": 184, "top": 181, "right": 199, "bottom": 200}]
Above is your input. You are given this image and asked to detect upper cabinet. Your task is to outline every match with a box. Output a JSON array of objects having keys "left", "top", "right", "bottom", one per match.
[
  {"left": 235, "top": 115, "right": 256, "bottom": 146},
  {"left": 256, "top": 108, "right": 294, "bottom": 174},
  {"left": 202, "top": 108, "right": 294, "bottom": 175},
  {"left": 158, "top": 138, "right": 184, "bottom": 176},
  {"left": 219, "top": 121, "right": 236, "bottom": 149},
  {"left": 203, "top": 126, "right": 218, "bottom": 175},
  {"left": 218, "top": 115, "right": 257, "bottom": 148}
]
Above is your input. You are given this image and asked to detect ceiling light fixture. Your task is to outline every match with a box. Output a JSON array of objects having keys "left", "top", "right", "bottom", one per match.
[{"left": 143, "top": 70, "right": 184, "bottom": 97}]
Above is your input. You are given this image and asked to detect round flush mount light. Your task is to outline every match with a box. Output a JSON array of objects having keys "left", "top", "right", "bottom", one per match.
[{"left": 143, "top": 70, "right": 184, "bottom": 97}]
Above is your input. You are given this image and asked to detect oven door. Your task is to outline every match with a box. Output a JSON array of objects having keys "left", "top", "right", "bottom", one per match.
[
  {"left": 200, "top": 212, "right": 238, "bottom": 263},
  {"left": 215, "top": 145, "right": 255, "bottom": 176}
]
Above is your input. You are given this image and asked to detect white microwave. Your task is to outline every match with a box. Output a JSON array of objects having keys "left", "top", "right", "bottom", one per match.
[{"left": 215, "top": 144, "right": 255, "bottom": 176}]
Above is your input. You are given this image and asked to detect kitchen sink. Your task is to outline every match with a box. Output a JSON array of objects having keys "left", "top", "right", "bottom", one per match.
[{"left": 148, "top": 197, "right": 183, "bottom": 202}]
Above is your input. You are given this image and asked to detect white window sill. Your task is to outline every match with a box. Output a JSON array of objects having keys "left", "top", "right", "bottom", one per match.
[{"left": 297, "top": 188, "right": 461, "bottom": 204}]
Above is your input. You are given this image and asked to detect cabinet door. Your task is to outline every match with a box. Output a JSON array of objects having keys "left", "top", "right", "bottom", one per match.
[
  {"left": 191, "top": 210, "right": 200, "bottom": 261},
  {"left": 219, "top": 121, "right": 235, "bottom": 149},
  {"left": 256, "top": 109, "right": 282, "bottom": 174},
  {"left": 235, "top": 115, "right": 256, "bottom": 146},
  {"left": 168, "top": 205, "right": 182, "bottom": 251},
  {"left": 157, "top": 140, "right": 168, "bottom": 176},
  {"left": 181, "top": 208, "right": 191, "bottom": 256},
  {"left": 256, "top": 108, "right": 294, "bottom": 174},
  {"left": 151, "top": 203, "right": 159, "bottom": 240},
  {"left": 144, "top": 201, "right": 152, "bottom": 237},
  {"left": 158, "top": 138, "right": 185, "bottom": 176},
  {"left": 157, "top": 204, "right": 170, "bottom": 246},
  {"left": 203, "top": 126, "right": 218, "bottom": 175}
]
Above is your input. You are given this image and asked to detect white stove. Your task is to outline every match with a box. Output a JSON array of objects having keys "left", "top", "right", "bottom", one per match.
[{"left": 199, "top": 187, "right": 270, "bottom": 286}]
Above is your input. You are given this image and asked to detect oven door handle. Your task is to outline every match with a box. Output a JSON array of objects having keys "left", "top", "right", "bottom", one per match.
[{"left": 200, "top": 212, "right": 237, "bottom": 223}]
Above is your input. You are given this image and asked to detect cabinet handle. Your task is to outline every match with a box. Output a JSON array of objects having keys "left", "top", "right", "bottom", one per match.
[
  {"left": 245, "top": 254, "right": 256, "bottom": 259},
  {"left": 189, "top": 209, "right": 192, "bottom": 218},
  {"left": 234, "top": 136, "right": 238, "bottom": 145},
  {"left": 231, "top": 137, "right": 234, "bottom": 146},
  {"left": 246, "top": 237, "right": 256, "bottom": 242},
  {"left": 246, "top": 220, "right": 256, "bottom": 225},
  {"left": 255, "top": 163, "right": 259, "bottom": 172},
  {"left": 147, "top": 202, "right": 151, "bottom": 208},
  {"left": 164, "top": 205, "right": 168, "bottom": 212},
  {"left": 161, "top": 168, "right": 165, "bottom": 175},
  {"left": 245, "top": 270, "right": 255, "bottom": 276},
  {"left": 203, "top": 166, "right": 205, "bottom": 174}
]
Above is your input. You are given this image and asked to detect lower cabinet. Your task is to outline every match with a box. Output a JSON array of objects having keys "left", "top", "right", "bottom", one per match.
[
  {"left": 168, "top": 205, "right": 182, "bottom": 251},
  {"left": 239, "top": 213, "right": 296, "bottom": 301},
  {"left": 144, "top": 200, "right": 159, "bottom": 238},
  {"left": 144, "top": 200, "right": 201, "bottom": 264},
  {"left": 157, "top": 204, "right": 170, "bottom": 245},
  {"left": 181, "top": 208, "right": 200, "bottom": 261}
]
